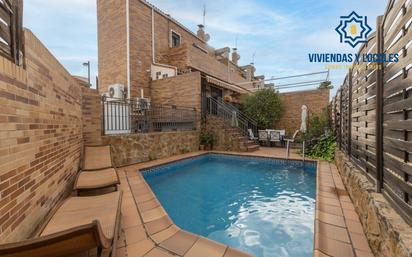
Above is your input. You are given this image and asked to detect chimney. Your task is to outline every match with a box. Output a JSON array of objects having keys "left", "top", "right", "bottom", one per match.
[
  {"left": 250, "top": 63, "right": 256, "bottom": 78},
  {"left": 215, "top": 47, "right": 230, "bottom": 59},
  {"left": 231, "top": 48, "right": 240, "bottom": 65},
  {"left": 197, "top": 24, "right": 205, "bottom": 41}
]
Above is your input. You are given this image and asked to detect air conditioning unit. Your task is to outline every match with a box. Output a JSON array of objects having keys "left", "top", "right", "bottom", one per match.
[
  {"left": 136, "top": 97, "right": 151, "bottom": 109},
  {"left": 107, "top": 84, "right": 125, "bottom": 99}
]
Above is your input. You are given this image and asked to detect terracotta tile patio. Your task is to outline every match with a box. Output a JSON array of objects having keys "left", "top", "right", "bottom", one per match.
[{"left": 112, "top": 148, "right": 373, "bottom": 257}]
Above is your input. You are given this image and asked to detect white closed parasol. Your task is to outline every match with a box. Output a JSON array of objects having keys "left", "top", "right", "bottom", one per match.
[{"left": 300, "top": 105, "right": 308, "bottom": 133}]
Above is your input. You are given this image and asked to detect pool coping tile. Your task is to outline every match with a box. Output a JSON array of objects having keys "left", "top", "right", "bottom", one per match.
[
  {"left": 184, "top": 237, "right": 227, "bottom": 257},
  {"left": 159, "top": 230, "right": 199, "bottom": 256},
  {"left": 315, "top": 159, "right": 374, "bottom": 257},
  {"left": 115, "top": 150, "right": 374, "bottom": 257}
]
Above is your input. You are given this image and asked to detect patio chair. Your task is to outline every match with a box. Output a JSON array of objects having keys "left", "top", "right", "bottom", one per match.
[
  {"left": 258, "top": 130, "right": 269, "bottom": 146},
  {"left": 0, "top": 191, "right": 122, "bottom": 257},
  {"left": 285, "top": 130, "right": 300, "bottom": 158},
  {"left": 248, "top": 129, "right": 258, "bottom": 142},
  {"left": 74, "top": 145, "right": 120, "bottom": 195},
  {"left": 272, "top": 129, "right": 286, "bottom": 147},
  {"left": 269, "top": 131, "right": 281, "bottom": 146}
]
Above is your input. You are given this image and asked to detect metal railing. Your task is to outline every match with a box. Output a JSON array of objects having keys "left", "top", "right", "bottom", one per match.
[
  {"left": 102, "top": 98, "right": 197, "bottom": 135},
  {"left": 202, "top": 96, "right": 258, "bottom": 138},
  {"left": 217, "top": 98, "right": 260, "bottom": 127}
]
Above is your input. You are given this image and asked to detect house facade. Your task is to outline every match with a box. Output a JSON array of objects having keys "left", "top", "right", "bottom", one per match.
[{"left": 97, "top": 0, "right": 264, "bottom": 110}]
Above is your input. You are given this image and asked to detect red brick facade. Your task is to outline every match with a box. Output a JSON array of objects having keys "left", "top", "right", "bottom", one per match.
[
  {"left": 277, "top": 89, "right": 330, "bottom": 134},
  {"left": 97, "top": 0, "right": 254, "bottom": 103},
  {"left": 150, "top": 71, "right": 201, "bottom": 110},
  {"left": 0, "top": 30, "right": 83, "bottom": 242},
  {"left": 81, "top": 87, "right": 102, "bottom": 145},
  {"left": 97, "top": 0, "right": 127, "bottom": 95}
]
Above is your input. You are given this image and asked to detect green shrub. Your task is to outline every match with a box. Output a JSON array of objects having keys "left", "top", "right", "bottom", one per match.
[
  {"left": 318, "top": 81, "right": 333, "bottom": 89},
  {"left": 200, "top": 131, "right": 215, "bottom": 145},
  {"left": 306, "top": 133, "right": 336, "bottom": 162},
  {"left": 240, "top": 88, "right": 283, "bottom": 128},
  {"left": 148, "top": 151, "right": 157, "bottom": 161},
  {"left": 304, "top": 107, "right": 331, "bottom": 141}
]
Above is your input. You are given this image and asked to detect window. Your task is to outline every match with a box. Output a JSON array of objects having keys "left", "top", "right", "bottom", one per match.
[
  {"left": 171, "top": 30, "right": 181, "bottom": 48},
  {"left": 0, "top": 0, "right": 23, "bottom": 65},
  {"left": 162, "top": 74, "right": 168, "bottom": 79}
]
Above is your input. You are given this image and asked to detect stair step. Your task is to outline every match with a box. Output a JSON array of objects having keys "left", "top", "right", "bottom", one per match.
[{"left": 247, "top": 145, "right": 260, "bottom": 152}]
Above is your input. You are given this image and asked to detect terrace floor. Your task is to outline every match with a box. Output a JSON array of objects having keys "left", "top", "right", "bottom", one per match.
[{"left": 111, "top": 147, "right": 373, "bottom": 257}]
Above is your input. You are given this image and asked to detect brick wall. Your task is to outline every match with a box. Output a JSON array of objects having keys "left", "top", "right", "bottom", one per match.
[
  {"left": 98, "top": 0, "right": 250, "bottom": 99},
  {"left": 0, "top": 30, "right": 82, "bottom": 242},
  {"left": 161, "top": 44, "right": 248, "bottom": 85},
  {"left": 81, "top": 87, "right": 102, "bottom": 145},
  {"left": 150, "top": 72, "right": 201, "bottom": 110},
  {"left": 128, "top": 1, "right": 207, "bottom": 98},
  {"left": 187, "top": 45, "right": 247, "bottom": 84},
  {"left": 277, "top": 88, "right": 330, "bottom": 134},
  {"left": 97, "top": 0, "right": 208, "bottom": 97},
  {"left": 97, "top": 0, "right": 127, "bottom": 95}
]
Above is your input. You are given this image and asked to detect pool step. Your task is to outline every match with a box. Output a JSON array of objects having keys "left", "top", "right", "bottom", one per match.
[
  {"left": 247, "top": 144, "right": 260, "bottom": 152},
  {"left": 247, "top": 140, "right": 257, "bottom": 145},
  {"left": 204, "top": 114, "right": 258, "bottom": 152}
]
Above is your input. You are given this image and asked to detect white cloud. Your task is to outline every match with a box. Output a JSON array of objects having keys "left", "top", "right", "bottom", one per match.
[
  {"left": 23, "top": 0, "right": 97, "bottom": 87},
  {"left": 302, "top": 30, "right": 358, "bottom": 53},
  {"left": 150, "top": 0, "right": 300, "bottom": 36},
  {"left": 22, "top": 0, "right": 387, "bottom": 91},
  {"left": 57, "top": 55, "right": 97, "bottom": 62},
  {"left": 24, "top": 0, "right": 95, "bottom": 11}
]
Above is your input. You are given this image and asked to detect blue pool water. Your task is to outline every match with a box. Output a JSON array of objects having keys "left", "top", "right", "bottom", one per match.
[{"left": 143, "top": 154, "right": 316, "bottom": 257}]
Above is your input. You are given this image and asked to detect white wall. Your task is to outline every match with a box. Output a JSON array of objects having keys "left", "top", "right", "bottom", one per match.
[{"left": 151, "top": 64, "right": 176, "bottom": 81}]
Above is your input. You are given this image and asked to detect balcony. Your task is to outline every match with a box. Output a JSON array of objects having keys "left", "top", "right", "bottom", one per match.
[{"left": 162, "top": 43, "right": 249, "bottom": 85}]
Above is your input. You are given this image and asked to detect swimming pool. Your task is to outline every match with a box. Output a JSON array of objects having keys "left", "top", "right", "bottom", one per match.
[{"left": 143, "top": 154, "right": 316, "bottom": 257}]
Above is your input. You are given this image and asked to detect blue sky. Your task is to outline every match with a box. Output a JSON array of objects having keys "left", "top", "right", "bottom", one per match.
[{"left": 24, "top": 0, "right": 387, "bottom": 96}]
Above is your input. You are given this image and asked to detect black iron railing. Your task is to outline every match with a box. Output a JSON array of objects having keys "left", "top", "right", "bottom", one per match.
[
  {"left": 102, "top": 98, "right": 197, "bottom": 134},
  {"left": 202, "top": 96, "right": 258, "bottom": 138}
]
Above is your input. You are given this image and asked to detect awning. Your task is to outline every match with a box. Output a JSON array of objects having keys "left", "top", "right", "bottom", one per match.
[{"left": 205, "top": 76, "right": 250, "bottom": 94}]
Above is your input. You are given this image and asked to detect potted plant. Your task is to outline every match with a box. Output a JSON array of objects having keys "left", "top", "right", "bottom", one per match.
[{"left": 200, "top": 131, "right": 215, "bottom": 151}]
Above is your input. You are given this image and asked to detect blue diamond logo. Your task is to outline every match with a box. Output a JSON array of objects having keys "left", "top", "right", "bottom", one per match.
[{"left": 335, "top": 11, "right": 372, "bottom": 48}]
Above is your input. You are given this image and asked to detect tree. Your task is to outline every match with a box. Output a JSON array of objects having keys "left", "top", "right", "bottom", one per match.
[
  {"left": 240, "top": 88, "right": 283, "bottom": 128},
  {"left": 318, "top": 81, "right": 333, "bottom": 89}
]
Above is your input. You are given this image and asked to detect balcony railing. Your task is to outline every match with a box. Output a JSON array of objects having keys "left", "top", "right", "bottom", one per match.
[{"left": 102, "top": 98, "right": 197, "bottom": 135}]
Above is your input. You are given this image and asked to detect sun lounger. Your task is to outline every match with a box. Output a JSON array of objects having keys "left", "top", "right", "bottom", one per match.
[
  {"left": 0, "top": 191, "right": 122, "bottom": 257},
  {"left": 75, "top": 145, "right": 120, "bottom": 195}
]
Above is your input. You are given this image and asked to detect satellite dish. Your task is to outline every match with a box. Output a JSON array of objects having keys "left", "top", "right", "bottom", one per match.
[{"left": 205, "top": 33, "right": 210, "bottom": 42}]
